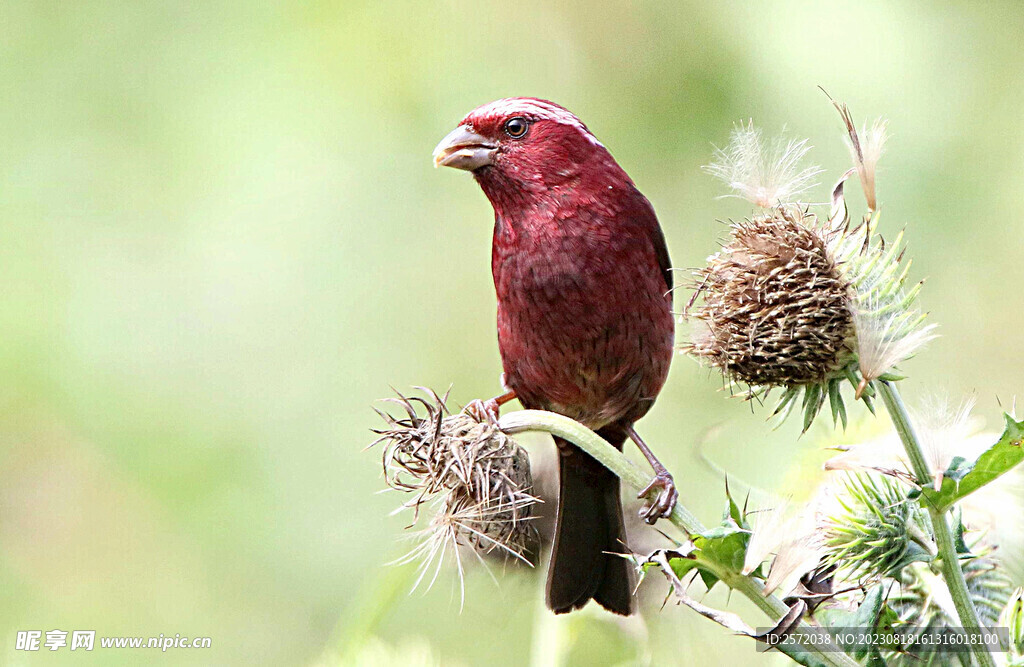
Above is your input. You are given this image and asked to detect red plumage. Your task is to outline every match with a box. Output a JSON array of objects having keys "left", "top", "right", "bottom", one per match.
[{"left": 434, "top": 98, "right": 675, "bottom": 615}]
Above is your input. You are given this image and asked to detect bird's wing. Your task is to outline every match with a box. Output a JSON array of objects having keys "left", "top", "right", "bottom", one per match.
[
  {"left": 626, "top": 189, "right": 673, "bottom": 292},
  {"left": 649, "top": 221, "right": 672, "bottom": 292}
]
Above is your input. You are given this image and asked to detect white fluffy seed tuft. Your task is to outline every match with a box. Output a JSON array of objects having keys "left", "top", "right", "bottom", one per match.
[{"left": 704, "top": 121, "right": 824, "bottom": 208}]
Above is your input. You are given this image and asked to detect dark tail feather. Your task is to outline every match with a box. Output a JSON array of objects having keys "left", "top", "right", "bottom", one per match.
[{"left": 546, "top": 429, "right": 634, "bottom": 616}]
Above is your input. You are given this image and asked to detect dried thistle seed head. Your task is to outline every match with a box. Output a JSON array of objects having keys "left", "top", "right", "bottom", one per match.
[
  {"left": 687, "top": 207, "right": 856, "bottom": 388},
  {"left": 371, "top": 388, "right": 540, "bottom": 595},
  {"left": 430, "top": 434, "right": 537, "bottom": 558},
  {"left": 690, "top": 133, "right": 937, "bottom": 431},
  {"left": 822, "top": 473, "right": 929, "bottom": 582}
]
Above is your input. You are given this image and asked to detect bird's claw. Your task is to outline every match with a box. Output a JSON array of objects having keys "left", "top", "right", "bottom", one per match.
[
  {"left": 637, "top": 471, "right": 677, "bottom": 525},
  {"left": 464, "top": 398, "right": 501, "bottom": 425}
]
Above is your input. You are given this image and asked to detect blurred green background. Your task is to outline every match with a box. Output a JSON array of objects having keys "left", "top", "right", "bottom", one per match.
[{"left": 2, "top": 1, "right": 1023, "bottom": 664}]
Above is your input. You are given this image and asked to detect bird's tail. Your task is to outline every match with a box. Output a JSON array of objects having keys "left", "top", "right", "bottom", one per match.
[{"left": 546, "top": 427, "right": 634, "bottom": 615}]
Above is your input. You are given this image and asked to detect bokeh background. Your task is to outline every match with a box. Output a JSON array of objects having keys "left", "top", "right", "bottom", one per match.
[{"left": 2, "top": 1, "right": 1023, "bottom": 664}]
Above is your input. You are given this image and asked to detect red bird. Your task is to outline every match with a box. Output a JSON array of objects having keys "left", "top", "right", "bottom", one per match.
[{"left": 433, "top": 98, "right": 676, "bottom": 615}]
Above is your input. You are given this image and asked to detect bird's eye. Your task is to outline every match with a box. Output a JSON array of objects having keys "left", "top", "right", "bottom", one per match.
[{"left": 503, "top": 117, "right": 529, "bottom": 139}]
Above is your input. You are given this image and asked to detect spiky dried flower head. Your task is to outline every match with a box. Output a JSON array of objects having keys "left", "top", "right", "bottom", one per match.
[
  {"left": 703, "top": 121, "right": 824, "bottom": 208},
  {"left": 688, "top": 207, "right": 855, "bottom": 389},
  {"left": 689, "top": 123, "right": 936, "bottom": 430},
  {"left": 371, "top": 388, "right": 539, "bottom": 599}
]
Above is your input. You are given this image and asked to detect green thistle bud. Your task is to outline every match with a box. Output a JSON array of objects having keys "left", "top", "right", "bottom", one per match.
[
  {"left": 822, "top": 473, "right": 930, "bottom": 581},
  {"left": 886, "top": 544, "right": 1012, "bottom": 667},
  {"left": 1001, "top": 587, "right": 1024, "bottom": 662},
  {"left": 372, "top": 389, "right": 539, "bottom": 597}
]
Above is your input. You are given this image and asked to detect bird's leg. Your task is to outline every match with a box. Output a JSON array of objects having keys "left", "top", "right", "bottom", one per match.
[
  {"left": 464, "top": 389, "right": 517, "bottom": 425},
  {"left": 627, "top": 426, "right": 678, "bottom": 524}
]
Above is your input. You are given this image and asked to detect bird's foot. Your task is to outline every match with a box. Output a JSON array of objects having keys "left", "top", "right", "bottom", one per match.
[
  {"left": 464, "top": 397, "right": 502, "bottom": 425},
  {"left": 637, "top": 470, "right": 677, "bottom": 525},
  {"left": 463, "top": 389, "right": 517, "bottom": 425}
]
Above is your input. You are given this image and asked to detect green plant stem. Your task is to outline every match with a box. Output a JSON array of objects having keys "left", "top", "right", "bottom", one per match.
[
  {"left": 878, "top": 381, "right": 996, "bottom": 667},
  {"left": 499, "top": 409, "right": 859, "bottom": 667},
  {"left": 499, "top": 410, "right": 703, "bottom": 534}
]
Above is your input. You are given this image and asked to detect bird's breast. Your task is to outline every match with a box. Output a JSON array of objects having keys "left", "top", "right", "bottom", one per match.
[{"left": 491, "top": 219, "right": 674, "bottom": 429}]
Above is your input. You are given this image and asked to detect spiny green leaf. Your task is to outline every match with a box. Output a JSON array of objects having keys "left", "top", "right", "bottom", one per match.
[
  {"left": 951, "top": 510, "right": 971, "bottom": 556},
  {"left": 723, "top": 481, "right": 749, "bottom": 531},
  {"left": 817, "top": 585, "right": 891, "bottom": 665},
  {"left": 695, "top": 524, "right": 747, "bottom": 567},
  {"left": 692, "top": 519, "right": 750, "bottom": 591},
  {"left": 922, "top": 413, "right": 1024, "bottom": 512},
  {"left": 653, "top": 515, "right": 751, "bottom": 594}
]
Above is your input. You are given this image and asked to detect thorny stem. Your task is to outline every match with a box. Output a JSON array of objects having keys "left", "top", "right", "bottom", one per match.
[
  {"left": 499, "top": 410, "right": 859, "bottom": 667},
  {"left": 878, "top": 381, "right": 996, "bottom": 667}
]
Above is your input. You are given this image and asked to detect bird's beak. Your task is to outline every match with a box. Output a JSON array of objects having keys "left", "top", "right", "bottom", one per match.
[{"left": 432, "top": 125, "right": 496, "bottom": 171}]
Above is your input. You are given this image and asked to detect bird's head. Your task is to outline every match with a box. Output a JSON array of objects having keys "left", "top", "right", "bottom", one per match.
[{"left": 433, "top": 98, "right": 629, "bottom": 205}]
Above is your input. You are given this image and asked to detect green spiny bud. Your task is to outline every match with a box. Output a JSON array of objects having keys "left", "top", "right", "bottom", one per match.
[
  {"left": 886, "top": 545, "right": 1012, "bottom": 667},
  {"left": 822, "top": 473, "right": 929, "bottom": 581},
  {"left": 1001, "top": 587, "right": 1024, "bottom": 662}
]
